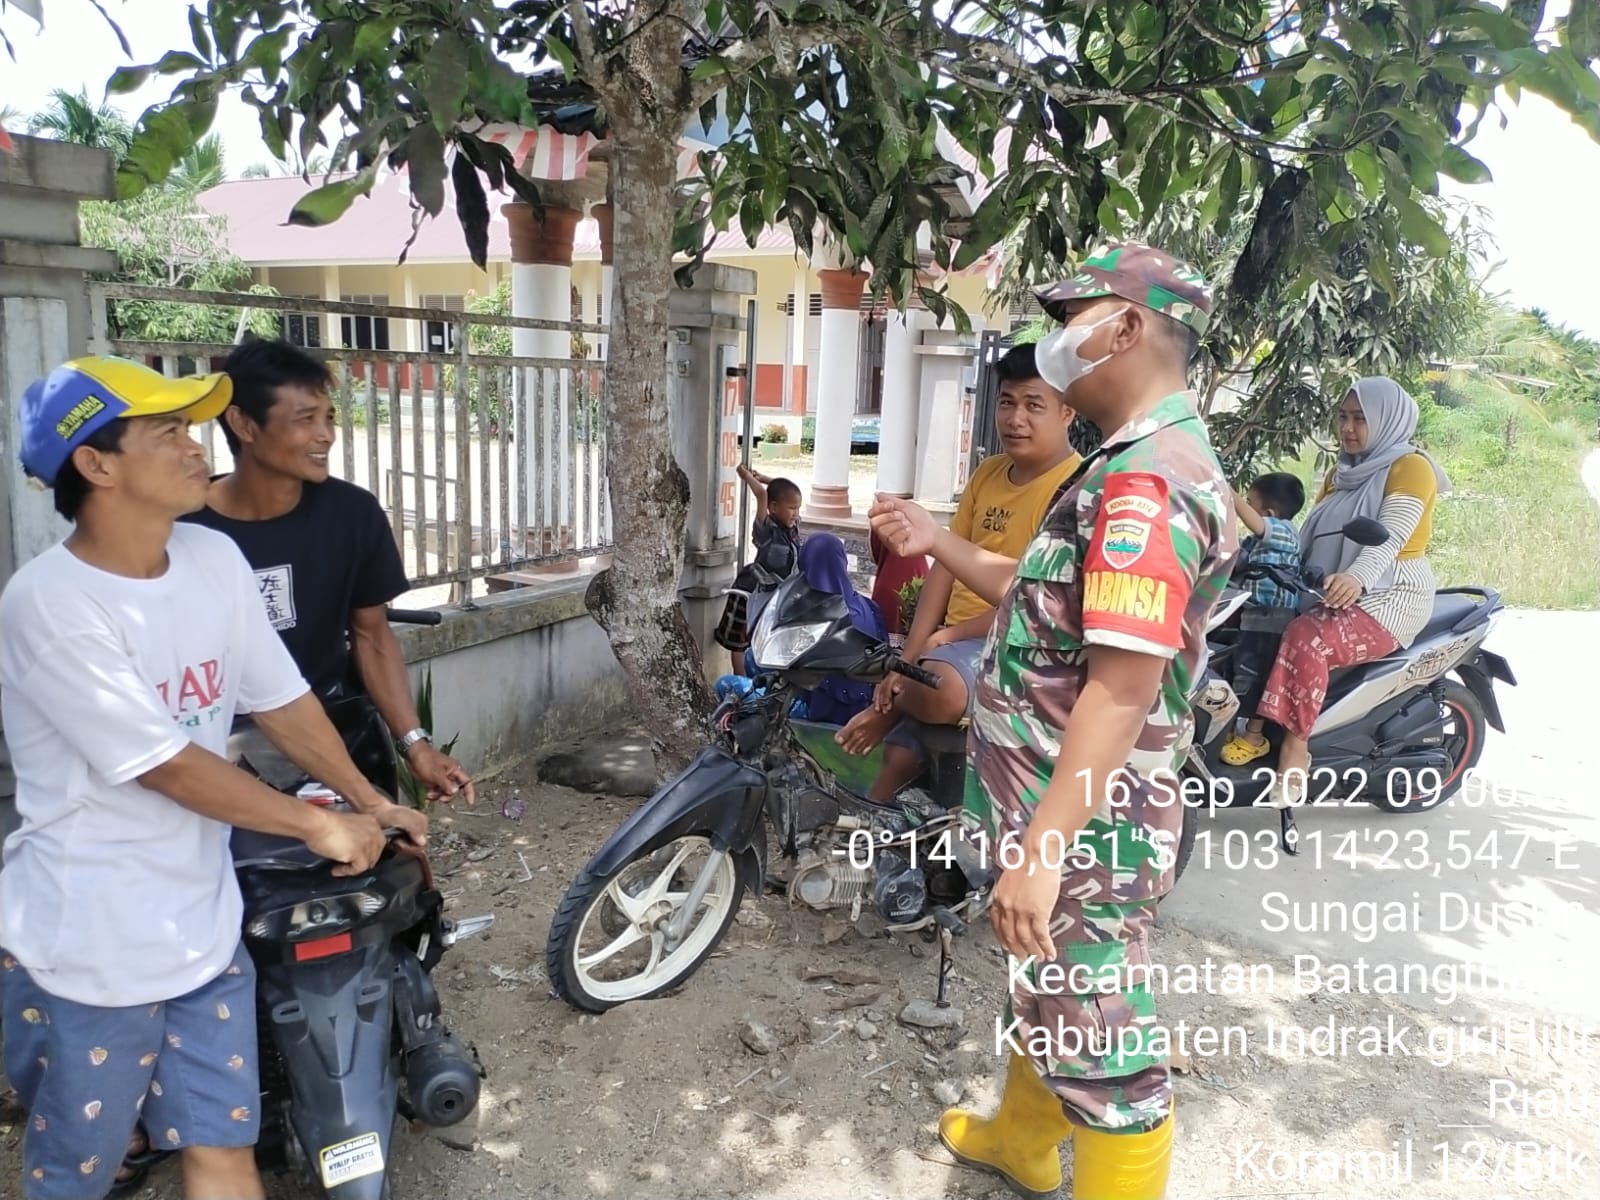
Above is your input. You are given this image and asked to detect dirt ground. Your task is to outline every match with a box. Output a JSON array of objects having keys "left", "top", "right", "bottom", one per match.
[{"left": 4, "top": 766, "right": 1597, "bottom": 1200}]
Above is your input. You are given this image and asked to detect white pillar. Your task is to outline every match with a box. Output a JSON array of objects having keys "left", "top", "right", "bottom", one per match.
[
  {"left": 504, "top": 203, "right": 582, "bottom": 559},
  {"left": 786, "top": 264, "right": 807, "bottom": 414},
  {"left": 806, "top": 266, "right": 867, "bottom": 520},
  {"left": 875, "top": 305, "right": 923, "bottom": 496},
  {"left": 320, "top": 265, "right": 343, "bottom": 348},
  {"left": 591, "top": 202, "right": 613, "bottom": 363}
]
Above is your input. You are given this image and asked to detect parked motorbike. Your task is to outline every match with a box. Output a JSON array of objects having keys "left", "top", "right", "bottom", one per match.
[
  {"left": 1181, "top": 519, "right": 1517, "bottom": 855},
  {"left": 224, "top": 607, "right": 493, "bottom": 1199},
  {"left": 546, "top": 563, "right": 1215, "bottom": 1014}
]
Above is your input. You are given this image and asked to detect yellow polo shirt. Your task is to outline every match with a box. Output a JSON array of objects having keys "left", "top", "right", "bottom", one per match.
[{"left": 945, "top": 450, "right": 1082, "bottom": 626}]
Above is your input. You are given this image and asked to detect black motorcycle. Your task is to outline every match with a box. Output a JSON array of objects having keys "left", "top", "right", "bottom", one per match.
[
  {"left": 1183, "top": 518, "right": 1517, "bottom": 855},
  {"left": 190, "top": 608, "right": 489, "bottom": 1199},
  {"left": 545, "top": 562, "right": 1208, "bottom": 1014}
]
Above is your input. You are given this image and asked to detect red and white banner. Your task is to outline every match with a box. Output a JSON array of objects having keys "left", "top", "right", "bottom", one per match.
[
  {"left": 469, "top": 123, "right": 596, "bottom": 181},
  {"left": 464, "top": 121, "right": 719, "bottom": 184}
]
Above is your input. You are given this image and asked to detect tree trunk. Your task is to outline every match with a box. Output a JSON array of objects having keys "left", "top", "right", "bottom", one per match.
[{"left": 584, "top": 119, "right": 715, "bottom": 779}]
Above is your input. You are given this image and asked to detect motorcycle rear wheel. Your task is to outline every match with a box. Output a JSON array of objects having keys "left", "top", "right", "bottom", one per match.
[
  {"left": 546, "top": 834, "right": 750, "bottom": 1013},
  {"left": 1368, "top": 681, "right": 1486, "bottom": 814}
]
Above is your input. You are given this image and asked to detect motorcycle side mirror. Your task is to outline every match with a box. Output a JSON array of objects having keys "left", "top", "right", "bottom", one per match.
[{"left": 1342, "top": 517, "right": 1392, "bottom": 547}]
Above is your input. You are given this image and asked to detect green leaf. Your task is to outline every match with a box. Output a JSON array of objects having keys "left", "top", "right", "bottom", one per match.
[
  {"left": 1215, "top": 154, "right": 1242, "bottom": 237},
  {"left": 353, "top": 21, "right": 395, "bottom": 63},
  {"left": 1096, "top": 195, "right": 1124, "bottom": 238},
  {"left": 407, "top": 124, "right": 447, "bottom": 217},
  {"left": 1348, "top": 144, "right": 1384, "bottom": 195},
  {"left": 690, "top": 56, "right": 724, "bottom": 82},
  {"left": 546, "top": 34, "right": 578, "bottom": 81},
  {"left": 1137, "top": 122, "right": 1175, "bottom": 218},
  {"left": 247, "top": 28, "right": 292, "bottom": 79},
  {"left": 1399, "top": 0, "right": 1439, "bottom": 43},
  {"left": 1438, "top": 6, "right": 1533, "bottom": 50},
  {"left": 286, "top": 163, "right": 380, "bottom": 226},
  {"left": 156, "top": 50, "right": 206, "bottom": 75},
  {"left": 422, "top": 35, "right": 471, "bottom": 132},
  {"left": 188, "top": 5, "right": 212, "bottom": 61},
  {"left": 1438, "top": 143, "right": 1493, "bottom": 184},
  {"left": 1394, "top": 196, "right": 1450, "bottom": 256},
  {"left": 452, "top": 152, "right": 490, "bottom": 270},
  {"left": 1564, "top": 0, "right": 1600, "bottom": 60},
  {"left": 115, "top": 105, "right": 201, "bottom": 199},
  {"left": 107, "top": 65, "right": 154, "bottom": 95}
]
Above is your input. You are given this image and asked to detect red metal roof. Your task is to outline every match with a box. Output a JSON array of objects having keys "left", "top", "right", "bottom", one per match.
[
  {"left": 197, "top": 169, "right": 805, "bottom": 266},
  {"left": 197, "top": 125, "right": 1024, "bottom": 271}
]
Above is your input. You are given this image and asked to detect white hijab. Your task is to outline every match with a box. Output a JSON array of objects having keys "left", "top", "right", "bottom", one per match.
[{"left": 1298, "top": 377, "right": 1451, "bottom": 579}]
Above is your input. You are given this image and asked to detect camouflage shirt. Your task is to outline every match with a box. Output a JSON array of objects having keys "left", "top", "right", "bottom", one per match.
[{"left": 964, "top": 391, "right": 1238, "bottom": 903}]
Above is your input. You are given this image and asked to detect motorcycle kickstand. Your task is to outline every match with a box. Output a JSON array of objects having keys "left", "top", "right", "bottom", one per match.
[
  {"left": 1279, "top": 807, "right": 1301, "bottom": 857},
  {"left": 935, "top": 925, "right": 955, "bottom": 1007}
]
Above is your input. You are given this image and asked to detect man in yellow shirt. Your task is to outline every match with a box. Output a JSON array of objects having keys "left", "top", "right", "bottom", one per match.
[{"left": 836, "top": 342, "right": 1082, "bottom": 799}]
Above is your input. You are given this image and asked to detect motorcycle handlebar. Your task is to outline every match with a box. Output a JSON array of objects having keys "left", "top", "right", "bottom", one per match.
[
  {"left": 891, "top": 658, "right": 943, "bottom": 689},
  {"left": 386, "top": 607, "right": 444, "bottom": 625}
]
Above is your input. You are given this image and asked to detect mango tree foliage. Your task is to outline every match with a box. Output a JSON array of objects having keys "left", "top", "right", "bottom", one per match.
[
  {"left": 79, "top": 188, "right": 281, "bottom": 344},
  {"left": 105, "top": 0, "right": 1600, "bottom": 767}
]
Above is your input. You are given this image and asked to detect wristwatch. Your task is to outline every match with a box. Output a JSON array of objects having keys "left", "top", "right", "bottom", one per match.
[{"left": 397, "top": 727, "right": 433, "bottom": 755}]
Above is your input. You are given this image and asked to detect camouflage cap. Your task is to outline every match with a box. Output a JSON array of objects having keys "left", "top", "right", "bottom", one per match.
[{"left": 1034, "top": 243, "right": 1214, "bottom": 335}]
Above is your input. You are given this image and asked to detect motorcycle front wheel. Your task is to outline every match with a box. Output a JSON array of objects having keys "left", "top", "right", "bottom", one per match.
[{"left": 546, "top": 833, "right": 750, "bottom": 1013}]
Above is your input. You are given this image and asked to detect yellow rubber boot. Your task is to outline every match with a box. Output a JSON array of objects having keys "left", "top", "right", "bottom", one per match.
[
  {"left": 1069, "top": 1103, "right": 1174, "bottom": 1199},
  {"left": 938, "top": 1051, "right": 1076, "bottom": 1199}
]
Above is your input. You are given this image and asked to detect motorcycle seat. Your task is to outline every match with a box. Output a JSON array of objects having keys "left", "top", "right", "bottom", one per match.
[
  {"left": 1321, "top": 590, "right": 1493, "bottom": 706},
  {"left": 1416, "top": 589, "right": 1493, "bottom": 641}
]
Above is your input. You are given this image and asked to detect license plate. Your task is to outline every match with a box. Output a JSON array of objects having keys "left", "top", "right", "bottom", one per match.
[{"left": 319, "top": 1132, "right": 384, "bottom": 1189}]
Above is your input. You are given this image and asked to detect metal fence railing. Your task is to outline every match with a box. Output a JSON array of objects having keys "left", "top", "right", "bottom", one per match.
[{"left": 88, "top": 283, "right": 612, "bottom": 602}]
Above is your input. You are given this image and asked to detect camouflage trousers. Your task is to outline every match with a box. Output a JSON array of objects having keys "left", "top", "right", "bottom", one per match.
[{"left": 1000, "top": 895, "right": 1170, "bottom": 1134}]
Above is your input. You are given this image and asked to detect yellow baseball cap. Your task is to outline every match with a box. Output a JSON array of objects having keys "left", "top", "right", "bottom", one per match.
[{"left": 20, "top": 355, "right": 233, "bottom": 485}]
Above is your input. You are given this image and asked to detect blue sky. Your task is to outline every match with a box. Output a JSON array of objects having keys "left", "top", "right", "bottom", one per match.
[{"left": 4, "top": 0, "right": 1598, "bottom": 337}]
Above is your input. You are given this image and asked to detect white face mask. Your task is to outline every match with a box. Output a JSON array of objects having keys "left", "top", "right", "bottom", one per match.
[{"left": 1035, "top": 306, "right": 1129, "bottom": 393}]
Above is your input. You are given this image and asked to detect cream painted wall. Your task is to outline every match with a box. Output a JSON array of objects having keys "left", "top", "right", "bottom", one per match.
[{"left": 251, "top": 253, "right": 999, "bottom": 392}]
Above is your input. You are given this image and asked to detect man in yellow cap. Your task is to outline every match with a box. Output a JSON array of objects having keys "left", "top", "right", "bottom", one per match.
[{"left": 0, "top": 357, "right": 422, "bottom": 1200}]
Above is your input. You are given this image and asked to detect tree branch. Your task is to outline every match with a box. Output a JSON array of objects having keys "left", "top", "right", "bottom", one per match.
[
  {"left": 687, "top": 17, "right": 884, "bottom": 108},
  {"left": 568, "top": 0, "right": 599, "bottom": 71}
]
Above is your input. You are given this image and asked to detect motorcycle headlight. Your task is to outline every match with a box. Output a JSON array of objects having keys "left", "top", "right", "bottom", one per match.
[
  {"left": 752, "top": 619, "right": 830, "bottom": 669},
  {"left": 245, "top": 889, "right": 388, "bottom": 943}
]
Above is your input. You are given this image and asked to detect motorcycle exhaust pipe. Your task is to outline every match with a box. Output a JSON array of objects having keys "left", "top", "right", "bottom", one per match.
[{"left": 405, "top": 1034, "right": 481, "bottom": 1127}]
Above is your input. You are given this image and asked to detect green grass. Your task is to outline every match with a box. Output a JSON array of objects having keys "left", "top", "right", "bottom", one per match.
[{"left": 1272, "top": 386, "right": 1599, "bottom": 611}]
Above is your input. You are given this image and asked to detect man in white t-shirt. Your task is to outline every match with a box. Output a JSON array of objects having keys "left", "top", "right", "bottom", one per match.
[{"left": 0, "top": 356, "right": 425, "bottom": 1200}]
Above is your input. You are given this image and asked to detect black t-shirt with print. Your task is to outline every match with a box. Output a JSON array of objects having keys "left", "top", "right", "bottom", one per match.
[{"left": 180, "top": 477, "right": 410, "bottom": 695}]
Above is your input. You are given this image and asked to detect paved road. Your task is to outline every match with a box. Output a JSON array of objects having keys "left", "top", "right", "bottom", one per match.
[{"left": 1164, "top": 606, "right": 1600, "bottom": 1025}]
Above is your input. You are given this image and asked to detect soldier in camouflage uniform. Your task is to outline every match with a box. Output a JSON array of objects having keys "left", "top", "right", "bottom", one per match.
[{"left": 870, "top": 244, "right": 1238, "bottom": 1199}]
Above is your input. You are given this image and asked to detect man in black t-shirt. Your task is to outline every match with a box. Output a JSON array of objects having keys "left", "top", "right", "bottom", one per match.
[{"left": 182, "top": 338, "right": 474, "bottom": 806}]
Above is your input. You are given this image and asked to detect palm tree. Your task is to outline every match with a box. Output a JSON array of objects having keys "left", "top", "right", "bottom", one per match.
[
  {"left": 166, "top": 134, "right": 227, "bottom": 193},
  {"left": 26, "top": 87, "right": 133, "bottom": 157}
]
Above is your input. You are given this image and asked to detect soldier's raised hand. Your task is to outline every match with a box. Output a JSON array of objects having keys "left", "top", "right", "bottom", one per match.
[{"left": 868, "top": 494, "right": 938, "bottom": 558}]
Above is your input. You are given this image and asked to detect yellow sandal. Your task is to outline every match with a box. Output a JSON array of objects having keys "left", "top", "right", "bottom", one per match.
[{"left": 1219, "top": 734, "right": 1271, "bottom": 766}]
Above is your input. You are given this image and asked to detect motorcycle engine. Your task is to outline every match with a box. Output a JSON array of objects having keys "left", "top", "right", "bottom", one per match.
[
  {"left": 787, "top": 839, "right": 872, "bottom": 910},
  {"left": 786, "top": 811, "right": 948, "bottom": 928}
]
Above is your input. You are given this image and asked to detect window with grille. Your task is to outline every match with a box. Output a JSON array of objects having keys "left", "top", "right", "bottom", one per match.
[
  {"left": 339, "top": 293, "right": 392, "bottom": 351},
  {"left": 418, "top": 294, "right": 465, "bottom": 354},
  {"left": 782, "top": 293, "right": 826, "bottom": 317},
  {"left": 282, "top": 300, "right": 323, "bottom": 348}
]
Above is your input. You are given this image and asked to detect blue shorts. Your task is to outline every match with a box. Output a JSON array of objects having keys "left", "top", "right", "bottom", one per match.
[
  {"left": 1, "top": 941, "right": 261, "bottom": 1200},
  {"left": 883, "top": 636, "right": 984, "bottom": 760}
]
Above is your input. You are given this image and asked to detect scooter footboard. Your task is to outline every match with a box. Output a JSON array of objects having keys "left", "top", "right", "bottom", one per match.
[{"left": 258, "top": 948, "right": 400, "bottom": 1199}]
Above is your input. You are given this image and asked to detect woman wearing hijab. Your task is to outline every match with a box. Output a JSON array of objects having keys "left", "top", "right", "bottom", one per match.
[
  {"left": 1221, "top": 377, "right": 1451, "bottom": 802},
  {"left": 791, "top": 533, "right": 889, "bottom": 725},
  {"left": 868, "top": 527, "right": 928, "bottom": 639}
]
